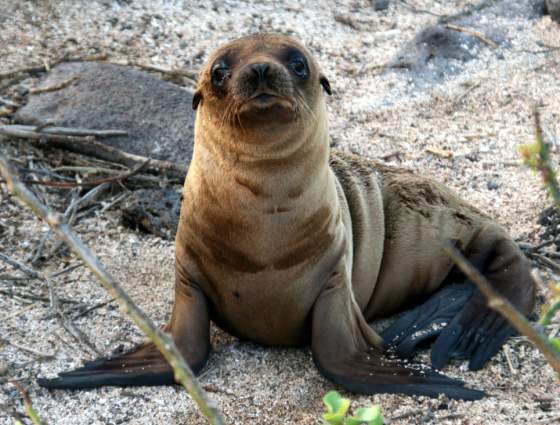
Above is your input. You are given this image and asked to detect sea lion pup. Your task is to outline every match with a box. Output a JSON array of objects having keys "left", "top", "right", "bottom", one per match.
[{"left": 39, "top": 34, "right": 535, "bottom": 399}]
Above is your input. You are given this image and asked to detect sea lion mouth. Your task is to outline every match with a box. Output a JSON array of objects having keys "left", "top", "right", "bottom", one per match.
[
  {"left": 253, "top": 93, "right": 276, "bottom": 101},
  {"left": 238, "top": 91, "right": 294, "bottom": 116}
]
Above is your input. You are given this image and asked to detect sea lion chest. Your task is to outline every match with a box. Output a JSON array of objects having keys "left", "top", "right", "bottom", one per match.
[{"left": 177, "top": 167, "right": 346, "bottom": 346}]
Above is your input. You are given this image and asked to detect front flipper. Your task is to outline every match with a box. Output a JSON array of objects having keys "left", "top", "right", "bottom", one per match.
[
  {"left": 312, "top": 268, "right": 484, "bottom": 400},
  {"left": 38, "top": 272, "right": 210, "bottom": 389},
  {"left": 38, "top": 342, "right": 178, "bottom": 389},
  {"left": 381, "top": 282, "right": 475, "bottom": 359}
]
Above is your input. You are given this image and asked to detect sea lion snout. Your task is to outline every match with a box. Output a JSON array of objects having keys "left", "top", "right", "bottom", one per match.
[
  {"left": 250, "top": 62, "right": 270, "bottom": 82},
  {"left": 234, "top": 57, "right": 295, "bottom": 115}
]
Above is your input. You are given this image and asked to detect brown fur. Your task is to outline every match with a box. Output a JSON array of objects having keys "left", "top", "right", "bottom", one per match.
[{"left": 40, "top": 34, "right": 534, "bottom": 399}]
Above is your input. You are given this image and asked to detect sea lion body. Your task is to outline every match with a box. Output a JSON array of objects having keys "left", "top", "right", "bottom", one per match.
[{"left": 39, "top": 34, "right": 535, "bottom": 400}]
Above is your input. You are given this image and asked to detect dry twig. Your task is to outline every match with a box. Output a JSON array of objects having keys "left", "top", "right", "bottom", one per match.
[
  {"left": 0, "top": 97, "right": 21, "bottom": 108},
  {"left": 15, "top": 160, "right": 149, "bottom": 189},
  {"left": 0, "top": 154, "right": 225, "bottom": 425},
  {"left": 10, "top": 125, "right": 128, "bottom": 138},
  {"left": 10, "top": 380, "right": 45, "bottom": 425},
  {"left": 0, "top": 124, "right": 184, "bottom": 178},
  {"left": 0, "top": 252, "right": 100, "bottom": 355},
  {"left": 0, "top": 53, "right": 108, "bottom": 81},
  {"left": 30, "top": 75, "right": 80, "bottom": 94},
  {"left": 446, "top": 23, "right": 499, "bottom": 49}
]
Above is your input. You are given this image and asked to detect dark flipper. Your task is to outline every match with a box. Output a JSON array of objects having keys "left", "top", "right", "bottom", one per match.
[
  {"left": 382, "top": 232, "right": 535, "bottom": 372},
  {"left": 38, "top": 342, "right": 178, "bottom": 389},
  {"left": 381, "top": 282, "right": 475, "bottom": 358},
  {"left": 315, "top": 347, "right": 484, "bottom": 400},
  {"left": 312, "top": 266, "right": 485, "bottom": 400},
  {"left": 431, "top": 298, "right": 514, "bottom": 370},
  {"left": 432, "top": 234, "right": 535, "bottom": 370},
  {"left": 38, "top": 266, "right": 211, "bottom": 390}
]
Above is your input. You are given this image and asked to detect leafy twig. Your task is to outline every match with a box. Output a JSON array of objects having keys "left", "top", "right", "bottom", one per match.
[
  {"left": 10, "top": 380, "right": 45, "bottom": 425},
  {"left": 0, "top": 154, "right": 225, "bottom": 424},
  {"left": 519, "top": 107, "right": 560, "bottom": 328}
]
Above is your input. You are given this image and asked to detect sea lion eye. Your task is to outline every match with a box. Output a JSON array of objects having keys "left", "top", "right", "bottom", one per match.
[
  {"left": 211, "top": 61, "right": 230, "bottom": 87},
  {"left": 289, "top": 58, "right": 308, "bottom": 79}
]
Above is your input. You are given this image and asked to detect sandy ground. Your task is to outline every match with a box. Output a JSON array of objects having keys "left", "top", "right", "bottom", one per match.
[{"left": 1, "top": 0, "right": 560, "bottom": 424}]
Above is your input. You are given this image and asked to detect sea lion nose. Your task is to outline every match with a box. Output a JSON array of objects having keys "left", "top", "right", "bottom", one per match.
[{"left": 250, "top": 63, "right": 270, "bottom": 82}]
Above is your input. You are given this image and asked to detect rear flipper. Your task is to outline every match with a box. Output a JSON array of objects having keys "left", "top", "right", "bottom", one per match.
[
  {"left": 381, "top": 282, "right": 475, "bottom": 359},
  {"left": 38, "top": 268, "right": 211, "bottom": 389},
  {"left": 433, "top": 234, "right": 535, "bottom": 370},
  {"left": 382, "top": 232, "right": 535, "bottom": 371},
  {"left": 312, "top": 266, "right": 485, "bottom": 400}
]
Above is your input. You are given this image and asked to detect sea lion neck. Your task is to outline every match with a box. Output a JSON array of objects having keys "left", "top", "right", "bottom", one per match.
[{"left": 190, "top": 102, "right": 330, "bottom": 200}]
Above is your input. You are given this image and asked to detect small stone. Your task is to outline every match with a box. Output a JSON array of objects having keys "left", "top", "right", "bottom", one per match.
[
  {"left": 546, "top": 0, "right": 560, "bottom": 22},
  {"left": 373, "top": 0, "right": 390, "bottom": 11},
  {"left": 487, "top": 180, "right": 499, "bottom": 190},
  {"left": 0, "top": 360, "right": 8, "bottom": 376}
]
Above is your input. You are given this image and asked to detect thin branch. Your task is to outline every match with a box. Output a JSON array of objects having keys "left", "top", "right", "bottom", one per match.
[
  {"left": 9, "top": 340, "right": 56, "bottom": 359},
  {"left": 10, "top": 380, "right": 45, "bottom": 425},
  {"left": 0, "top": 252, "right": 100, "bottom": 355},
  {"left": 0, "top": 124, "right": 184, "bottom": 178},
  {"left": 442, "top": 242, "right": 560, "bottom": 375},
  {"left": 16, "top": 160, "right": 149, "bottom": 189},
  {"left": 0, "top": 154, "right": 225, "bottom": 424},
  {"left": 30, "top": 76, "right": 80, "bottom": 94},
  {"left": 9, "top": 125, "right": 128, "bottom": 138},
  {"left": 446, "top": 24, "right": 499, "bottom": 49},
  {"left": 0, "top": 97, "right": 21, "bottom": 108},
  {"left": 398, "top": 0, "right": 442, "bottom": 17},
  {"left": 0, "top": 52, "right": 109, "bottom": 80}
]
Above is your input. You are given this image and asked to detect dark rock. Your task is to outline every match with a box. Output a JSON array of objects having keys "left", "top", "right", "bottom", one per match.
[
  {"left": 546, "top": 0, "right": 560, "bottom": 22},
  {"left": 120, "top": 188, "right": 181, "bottom": 239},
  {"left": 387, "top": 0, "right": 544, "bottom": 84},
  {"left": 390, "top": 25, "right": 481, "bottom": 71},
  {"left": 15, "top": 62, "right": 195, "bottom": 170},
  {"left": 373, "top": 0, "right": 390, "bottom": 11},
  {"left": 487, "top": 180, "right": 499, "bottom": 191}
]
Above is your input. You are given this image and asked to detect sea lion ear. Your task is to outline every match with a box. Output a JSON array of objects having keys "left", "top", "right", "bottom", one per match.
[
  {"left": 319, "top": 76, "right": 332, "bottom": 95},
  {"left": 192, "top": 90, "right": 203, "bottom": 110}
]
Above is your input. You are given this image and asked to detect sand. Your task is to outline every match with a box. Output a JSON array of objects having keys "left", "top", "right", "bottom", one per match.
[{"left": 1, "top": 1, "right": 559, "bottom": 424}]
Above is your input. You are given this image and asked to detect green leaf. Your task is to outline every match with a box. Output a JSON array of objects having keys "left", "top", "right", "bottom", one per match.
[
  {"left": 322, "top": 391, "right": 351, "bottom": 425},
  {"left": 550, "top": 337, "right": 560, "bottom": 353},
  {"left": 347, "top": 406, "right": 384, "bottom": 425}
]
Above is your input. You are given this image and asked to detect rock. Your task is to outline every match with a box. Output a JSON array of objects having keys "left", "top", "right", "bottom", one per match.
[
  {"left": 120, "top": 188, "right": 181, "bottom": 239},
  {"left": 487, "top": 180, "right": 499, "bottom": 191},
  {"left": 387, "top": 0, "right": 545, "bottom": 83},
  {"left": 390, "top": 25, "right": 484, "bottom": 71},
  {"left": 546, "top": 0, "right": 560, "bottom": 22},
  {"left": 15, "top": 62, "right": 196, "bottom": 170},
  {"left": 373, "top": 0, "right": 389, "bottom": 11}
]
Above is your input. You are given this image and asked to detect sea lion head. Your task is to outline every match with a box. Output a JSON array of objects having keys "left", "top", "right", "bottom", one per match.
[{"left": 193, "top": 34, "right": 331, "bottom": 133}]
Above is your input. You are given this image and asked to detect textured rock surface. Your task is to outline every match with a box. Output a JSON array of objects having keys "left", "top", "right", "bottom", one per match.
[
  {"left": 15, "top": 62, "right": 195, "bottom": 169},
  {"left": 389, "top": 0, "right": 546, "bottom": 82},
  {"left": 121, "top": 188, "right": 181, "bottom": 239},
  {"left": 547, "top": 0, "right": 560, "bottom": 22}
]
